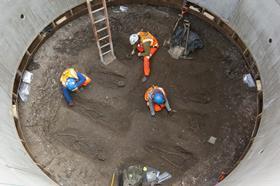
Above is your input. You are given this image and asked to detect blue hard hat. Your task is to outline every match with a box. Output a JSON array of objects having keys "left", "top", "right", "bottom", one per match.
[
  {"left": 153, "top": 91, "right": 165, "bottom": 104},
  {"left": 65, "top": 78, "right": 77, "bottom": 91}
]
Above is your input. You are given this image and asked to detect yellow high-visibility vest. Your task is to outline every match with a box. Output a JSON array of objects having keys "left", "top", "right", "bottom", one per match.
[{"left": 60, "top": 68, "right": 78, "bottom": 87}]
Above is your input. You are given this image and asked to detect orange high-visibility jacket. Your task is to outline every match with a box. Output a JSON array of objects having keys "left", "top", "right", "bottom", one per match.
[
  {"left": 138, "top": 32, "right": 159, "bottom": 48},
  {"left": 144, "top": 85, "right": 166, "bottom": 102}
]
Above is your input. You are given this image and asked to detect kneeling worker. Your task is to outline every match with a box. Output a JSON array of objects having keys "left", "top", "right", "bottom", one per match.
[
  {"left": 60, "top": 68, "right": 91, "bottom": 106},
  {"left": 144, "top": 85, "right": 172, "bottom": 116},
  {"left": 129, "top": 31, "right": 159, "bottom": 82}
]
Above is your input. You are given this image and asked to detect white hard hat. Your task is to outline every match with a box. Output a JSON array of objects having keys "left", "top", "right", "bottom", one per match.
[{"left": 129, "top": 34, "right": 139, "bottom": 45}]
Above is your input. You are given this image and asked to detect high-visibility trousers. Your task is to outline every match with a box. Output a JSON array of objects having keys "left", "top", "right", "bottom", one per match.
[
  {"left": 154, "top": 103, "right": 166, "bottom": 112},
  {"left": 137, "top": 45, "right": 158, "bottom": 77}
]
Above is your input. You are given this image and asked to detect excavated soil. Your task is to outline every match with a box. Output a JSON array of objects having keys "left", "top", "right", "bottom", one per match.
[{"left": 19, "top": 5, "right": 257, "bottom": 186}]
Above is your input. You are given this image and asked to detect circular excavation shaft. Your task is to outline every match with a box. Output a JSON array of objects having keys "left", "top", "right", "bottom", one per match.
[{"left": 19, "top": 5, "right": 257, "bottom": 186}]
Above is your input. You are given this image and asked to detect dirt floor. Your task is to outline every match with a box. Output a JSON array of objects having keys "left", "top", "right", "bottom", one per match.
[{"left": 19, "top": 5, "right": 257, "bottom": 186}]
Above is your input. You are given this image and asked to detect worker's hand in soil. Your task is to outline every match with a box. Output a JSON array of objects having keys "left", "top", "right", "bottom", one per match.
[
  {"left": 168, "top": 110, "right": 175, "bottom": 117},
  {"left": 74, "top": 89, "right": 80, "bottom": 93}
]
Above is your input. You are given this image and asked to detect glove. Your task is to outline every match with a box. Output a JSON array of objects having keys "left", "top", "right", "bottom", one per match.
[
  {"left": 131, "top": 50, "right": 135, "bottom": 56},
  {"left": 138, "top": 52, "right": 142, "bottom": 57}
]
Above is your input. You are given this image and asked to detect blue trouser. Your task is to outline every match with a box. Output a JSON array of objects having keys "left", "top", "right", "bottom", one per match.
[{"left": 62, "top": 72, "right": 86, "bottom": 105}]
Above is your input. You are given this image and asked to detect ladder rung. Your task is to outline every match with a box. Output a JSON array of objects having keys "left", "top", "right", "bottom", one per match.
[
  {"left": 102, "top": 50, "right": 112, "bottom": 56},
  {"left": 100, "top": 43, "right": 110, "bottom": 49},
  {"left": 98, "top": 35, "right": 109, "bottom": 41},
  {"left": 94, "top": 17, "right": 106, "bottom": 24},
  {"left": 97, "top": 27, "right": 108, "bottom": 33},
  {"left": 91, "top": 7, "right": 105, "bottom": 14}
]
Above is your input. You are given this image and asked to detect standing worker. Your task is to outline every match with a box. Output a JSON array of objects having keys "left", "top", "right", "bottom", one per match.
[
  {"left": 129, "top": 31, "right": 159, "bottom": 82},
  {"left": 144, "top": 85, "right": 172, "bottom": 116},
  {"left": 60, "top": 68, "right": 91, "bottom": 106}
]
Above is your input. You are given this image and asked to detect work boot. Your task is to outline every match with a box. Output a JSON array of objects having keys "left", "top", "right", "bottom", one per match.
[
  {"left": 142, "top": 76, "right": 148, "bottom": 83},
  {"left": 68, "top": 101, "right": 74, "bottom": 107}
]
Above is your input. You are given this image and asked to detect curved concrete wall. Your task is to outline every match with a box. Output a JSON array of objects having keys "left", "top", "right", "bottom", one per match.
[
  {"left": 0, "top": 1, "right": 84, "bottom": 185},
  {"left": 0, "top": 0, "right": 279, "bottom": 185},
  {"left": 197, "top": 1, "right": 280, "bottom": 186}
]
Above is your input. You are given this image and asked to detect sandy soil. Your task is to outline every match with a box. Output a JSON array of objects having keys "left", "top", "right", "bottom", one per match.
[{"left": 19, "top": 5, "right": 257, "bottom": 186}]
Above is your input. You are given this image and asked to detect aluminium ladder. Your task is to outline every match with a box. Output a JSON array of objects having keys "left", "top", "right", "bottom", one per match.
[{"left": 86, "top": 0, "right": 116, "bottom": 65}]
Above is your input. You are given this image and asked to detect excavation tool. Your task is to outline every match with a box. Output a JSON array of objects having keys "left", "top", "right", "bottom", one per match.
[
  {"left": 168, "top": 15, "right": 191, "bottom": 59},
  {"left": 86, "top": 0, "right": 116, "bottom": 65},
  {"left": 122, "top": 165, "right": 144, "bottom": 186},
  {"left": 143, "top": 166, "right": 172, "bottom": 184},
  {"left": 121, "top": 165, "right": 172, "bottom": 186},
  {"left": 167, "top": 0, "right": 203, "bottom": 59},
  {"left": 110, "top": 173, "right": 115, "bottom": 186}
]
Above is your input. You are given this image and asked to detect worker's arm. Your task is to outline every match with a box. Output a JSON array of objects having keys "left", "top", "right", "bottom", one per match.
[
  {"left": 164, "top": 96, "right": 172, "bottom": 112},
  {"left": 157, "top": 87, "right": 171, "bottom": 112},
  {"left": 157, "top": 87, "right": 166, "bottom": 96},
  {"left": 148, "top": 96, "right": 156, "bottom": 116},
  {"left": 75, "top": 72, "right": 86, "bottom": 88},
  {"left": 138, "top": 42, "right": 151, "bottom": 57},
  {"left": 130, "top": 44, "right": 137, "bottom": 55}
]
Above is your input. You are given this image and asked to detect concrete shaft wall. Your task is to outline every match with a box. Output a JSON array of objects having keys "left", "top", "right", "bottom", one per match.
[{"left": 0, "top": 0, "right": 279, "bottom": 185}]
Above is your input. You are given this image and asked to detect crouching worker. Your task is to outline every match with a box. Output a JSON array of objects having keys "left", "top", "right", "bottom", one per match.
[
  {"left": 129, "top": 31, "right": 159, "bottom": 82},
  {"left": 60, "top": 68, "right": 91, "bottom": 106},
  {"left": 144, "top": 85, "right": 172, "bottom": 116}
]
